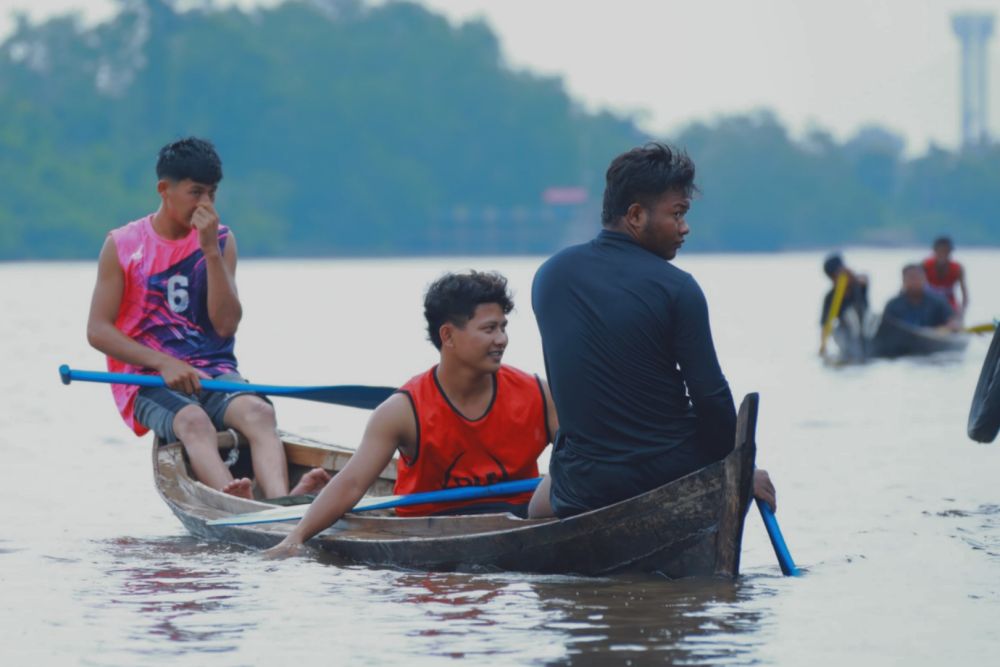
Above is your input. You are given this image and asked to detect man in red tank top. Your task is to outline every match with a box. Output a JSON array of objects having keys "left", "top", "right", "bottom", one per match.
[
  {"left": 922, "top": 236, "right": 968, "bottom": 316},
  {"left": 266, "top": 271, "right": 558, "bottom": 557}
]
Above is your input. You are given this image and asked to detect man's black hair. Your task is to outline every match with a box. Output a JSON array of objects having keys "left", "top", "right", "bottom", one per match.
[
  {"left": 823, "top": 253, "right": 844, "bottom": 278},
  {"left": 902, "top": 263, "right": 923, "bottom": 275},
  {"left": 424, "top": 271, "right": 514, "bottom": 350},
  {"left": 933, "top": 236, "right": 953, "bottom": 250},
  {"left": 601, "top": 142, "right": 697, "bottom": 227},
  {"left": 156, "top": 137, "right": 223, "bottom": 185}
]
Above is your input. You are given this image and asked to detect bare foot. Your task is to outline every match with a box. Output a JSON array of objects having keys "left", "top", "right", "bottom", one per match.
[
  {"left": 222, "top": 477, "right": 254, "bottom": 499},
  {"left": 289, "top": 468, "right": 331, "bottom": 496}
]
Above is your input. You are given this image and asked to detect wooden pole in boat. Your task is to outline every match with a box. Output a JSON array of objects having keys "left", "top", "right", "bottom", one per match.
[
  {"left": 819, "top": 271, "right": 849, "bottom": 356},
  {"left": 964, "top": 321, "right": 997, "bottom": 335}
]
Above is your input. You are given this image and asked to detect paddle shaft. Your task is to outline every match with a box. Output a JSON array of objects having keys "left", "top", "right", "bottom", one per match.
[
  {"left": 59, "top": 365, "right": 395, "bottom": 410},
  {"left": 756, "top": 499, "right": 801, "bottom": 576},
  {"left": 208, "top": 477, "right": 543, "bottom": 526}
]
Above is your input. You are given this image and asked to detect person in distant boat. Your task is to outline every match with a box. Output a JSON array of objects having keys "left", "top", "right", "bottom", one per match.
[
  {"left": 883, "top": 264, "right": 960, "bottom": 331},
  {"left": 265, "top": 271, "right": 557, "bottom": 558},
  {"left": 819, "top": 253, "right": 870, "bottom": 350},
  {"left": 525, "top": 142, "right": 776, "bottom": 519},
  {"left": 86, "top": 137, "right": 329, "bottom": 500},
  {"left": 922, "top": 236, "right": 967, "bottom": 317}
]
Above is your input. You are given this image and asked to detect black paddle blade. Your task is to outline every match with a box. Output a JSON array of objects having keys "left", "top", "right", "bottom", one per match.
[
  {"left": 969, "top": 327, "right": 1000, "bottom": 443},
  {"left": 282, "top": 385, "right": 396, "bottom": 409}
]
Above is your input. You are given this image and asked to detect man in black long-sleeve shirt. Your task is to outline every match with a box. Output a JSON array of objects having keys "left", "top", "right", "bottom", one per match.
[{"left": 527, "top": 142, "right": 774, "bottom": 518}]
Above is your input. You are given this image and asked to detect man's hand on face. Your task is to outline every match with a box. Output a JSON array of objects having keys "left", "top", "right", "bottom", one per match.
[{"left": 191, "top": 202, "right": 221, "bottom": 256}]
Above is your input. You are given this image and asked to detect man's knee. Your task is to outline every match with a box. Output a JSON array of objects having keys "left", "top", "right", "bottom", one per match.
[
  {"left": 527, "top": 476, "right": 554, "bottom": 518},
  {"left": 172, "top": 404, "right": 215, "bottom": 437},
  {"left": 227, "top": 395, "right": 276, "bottom": 430}
]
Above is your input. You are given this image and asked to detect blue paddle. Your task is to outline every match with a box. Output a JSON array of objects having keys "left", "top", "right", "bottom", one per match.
[
  {"left": 59, "top": 365, "right": 396, "bottom": 410},
  {"left": 207, "top": 477, "right": 544, "bottom": 526},
  {"left": 756, "top": 499, "right": 801, "bottom": 576}
]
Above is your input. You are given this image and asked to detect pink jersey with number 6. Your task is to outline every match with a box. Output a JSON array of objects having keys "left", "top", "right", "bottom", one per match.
[{"left": 107, "top": 214, "right": 238, "bottom": 435}]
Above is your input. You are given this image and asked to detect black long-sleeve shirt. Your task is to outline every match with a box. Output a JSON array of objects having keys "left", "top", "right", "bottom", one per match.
[
  {"left": 532, "top": 229, "right": 736, "bottom": 466},
  {"left": 883, "top": 291, "right": 953, "bottom": 327}
]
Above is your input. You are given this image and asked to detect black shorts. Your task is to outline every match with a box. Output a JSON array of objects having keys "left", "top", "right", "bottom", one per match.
[{"left": 548, "top": 441, "right": 715, "bottom": 518}]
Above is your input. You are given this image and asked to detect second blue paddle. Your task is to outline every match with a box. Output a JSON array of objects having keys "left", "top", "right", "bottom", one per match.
[
  {"left": 756, "top": 499, "right": 801, "bottom": 576},
  {"left": 208, "top": 478, "right": 544, "bottom": 526}
]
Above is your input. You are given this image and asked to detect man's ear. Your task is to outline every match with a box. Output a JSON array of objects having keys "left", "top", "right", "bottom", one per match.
[
  {"left": 156, "top": 179, "right": 170, "bottom": 197},
  {"left": 439, "top": 322, "right": 454, "bottom": 348},
  {"left": 624, "top": 202, "right": 645, "bottom": 231}
]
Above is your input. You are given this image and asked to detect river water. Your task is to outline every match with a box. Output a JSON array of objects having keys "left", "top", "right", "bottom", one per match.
[{"left": 1, "top": 249, "right": 999, "bottom": 665}]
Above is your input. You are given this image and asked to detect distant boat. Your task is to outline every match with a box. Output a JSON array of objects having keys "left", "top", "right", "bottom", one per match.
[
  {"left": 868, "top": 316, "right": 969, "bottom": 359},
  {"left": 825, "top": 314, "right": 967, "bottom": 364},
  {"left": 154, "top": 395, "right": 761, "bottom": 577}
]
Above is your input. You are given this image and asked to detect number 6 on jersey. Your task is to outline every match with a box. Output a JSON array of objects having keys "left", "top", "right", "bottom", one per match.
[{"left": 167, "top": 275, "right": 189, "bottom": 313}]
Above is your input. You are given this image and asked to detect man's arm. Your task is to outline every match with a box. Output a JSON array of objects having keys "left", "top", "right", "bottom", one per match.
[
  {"left": 958, "top": 265, "right": 969, "bottom": 314},
  {"left": 87, "top": 237, "right": 208, "bottom": 394},
  {"left": 193, "top": 202, "right": 242, "bottom": 337},
  {"left": 264, "top": 393, "right": 413, "bottom": 557},
  {"left": 673, "top": 276, "right": 737, "bottom": 461},
  {"left": 539, "top": 378, "right": 559, "bottom": 443}
]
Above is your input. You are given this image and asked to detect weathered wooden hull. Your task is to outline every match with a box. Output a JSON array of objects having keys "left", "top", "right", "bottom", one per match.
[
  {"left": 154, "top": 395, "right": 759, "bottom": 577},
  {"left": 870, "top": 317, "right": 969, "bottom": 359}
]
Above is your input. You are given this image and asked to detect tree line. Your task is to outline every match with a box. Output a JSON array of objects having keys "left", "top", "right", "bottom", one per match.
[{"left": 0, "top": 0, "right": 996, "bottom": 259}]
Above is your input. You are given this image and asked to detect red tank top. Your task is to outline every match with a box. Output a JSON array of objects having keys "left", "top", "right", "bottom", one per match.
[
  {"left": 922, "top": 257, "right": 961, "bottom": 309},
  {"left": 394, "top": 365, "right": 549, "bottom": 516}
]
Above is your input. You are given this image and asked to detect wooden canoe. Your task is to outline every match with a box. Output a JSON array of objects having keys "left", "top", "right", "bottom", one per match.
[
  {"left": 153, "top": 394, "right": 759, "bottom": 577},
  {"left": 869, "top": 316, "right": 969, "bottom": 359}
]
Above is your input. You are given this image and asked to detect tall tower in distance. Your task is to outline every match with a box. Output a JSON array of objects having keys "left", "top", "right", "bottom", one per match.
[{"left": 952, "top": 12, "right": 994, "bottom": 148}]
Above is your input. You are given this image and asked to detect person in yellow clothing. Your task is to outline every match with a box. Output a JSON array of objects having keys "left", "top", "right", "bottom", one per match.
[{"left": 819, "top": 253, "right": 870, "bottom": 359}]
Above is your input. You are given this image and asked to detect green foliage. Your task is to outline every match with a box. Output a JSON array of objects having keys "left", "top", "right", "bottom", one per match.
[
  {"left": 0, "top": 0, "right": 997, "bottom": 259},
  {"left": 895, "top": 145, "right": 1000, "bottom": 245}
]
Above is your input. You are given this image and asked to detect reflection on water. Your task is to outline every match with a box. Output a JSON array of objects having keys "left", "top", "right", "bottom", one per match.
[
  {"left": 390, "top": 573, "right": 569, "bottom": 663},
  {"left": 529, "top": 575, "right": 766, "bottom": 665},
  {"left": 385, "top": 571, "right": 769, "bottom": 665},
  {"left": 77, "top": 537, "right": 769, "bottom": 666},
  {"left": 4, "top": 252, "right": 1000, "bottom": 665},
  {"left": 97, "top": 538, "right": 245, "bottom": 647},
  {"left": 71, "top": 538, "right": 251, "bottom": 664}
]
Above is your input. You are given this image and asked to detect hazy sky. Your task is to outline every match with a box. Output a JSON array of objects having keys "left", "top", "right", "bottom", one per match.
[{"left": 3, "top": 0, "right": 999, "bottom": 153}]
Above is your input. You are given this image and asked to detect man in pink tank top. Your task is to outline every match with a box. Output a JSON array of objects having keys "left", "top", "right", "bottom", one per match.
[{"left": 87, "top": 137, "right": 329, "bottom": 499}]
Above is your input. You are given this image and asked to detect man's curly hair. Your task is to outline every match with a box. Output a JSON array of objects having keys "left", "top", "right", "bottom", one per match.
[{"left": 424, "top": 271, "right": 514, "bottom": 350}]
